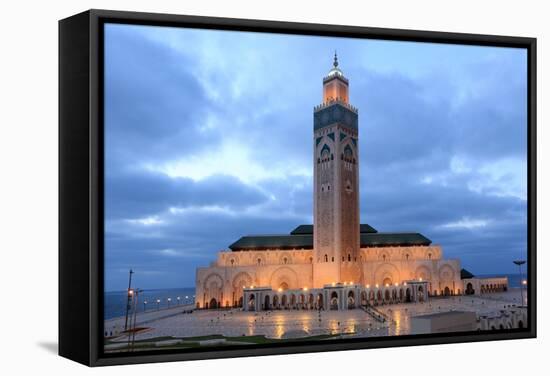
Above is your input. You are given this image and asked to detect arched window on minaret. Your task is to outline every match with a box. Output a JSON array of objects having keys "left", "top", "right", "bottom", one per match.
[
  {"left": 320, "top": 144, "right": 331, "bottom": 162},
  {"left": 344, "top": 144, "right": 353, "bottom": 162},
  {"left": 324, "top": 254, "right": 328, "bottom": 262}
]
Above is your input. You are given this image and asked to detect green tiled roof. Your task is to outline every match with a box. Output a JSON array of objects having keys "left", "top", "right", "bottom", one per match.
[
  {"left": 228, "top": 234, "right": 313, "bottom": 251},
  {"left": 229, "top": 229, "right": 431, "bottom": 251},
  {"left": 460, "top": 268, "right": 475, "bottom": 279},
  {"left": 290, "top": 224, "right": 377, "bottom": 235},
  {"left": 360, "top": 232, "right": 431, "bottom": 247}
]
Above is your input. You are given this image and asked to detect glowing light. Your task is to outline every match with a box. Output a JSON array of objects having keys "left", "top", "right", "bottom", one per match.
[
  {"left": 343, "top": 282, "right": 347, "bottom": 286},
  {"left": 419, "top": 277, "right": 423, "bottom": 281},
  {"left": 366, "top": 284, "right": 370, "bottom": 289},
  {"left": 385, "top": 283, "right": 389, "bottom": 287},
  {"left": 278, "top": 288, "right": 283, "bottom": 292},
  {"left": 403, "top": 282, "right": 407, "bottom": 286},
  {"left": 242, "top": 286, "right": 246, "bottom": 289},
  {"left": 332, "top": 282, "right": 336, "bottom": 286},
  {"left": 375, "top": 284, "right": 379, "bottom": 288},
  {"left": 522, "top": 280, "right": 527, "bottom": 285},
  {"left": 304, "top": 287, "right": 308, "bottom": 291},
  {"left": 394, "top": 283, "right": 399, "bottom": 287},
  {"left": 350, "top": 281, "right": 353, "bottom": 285},
  {"left": 128, "top": 289, "right": 134, "bottom": 296}
]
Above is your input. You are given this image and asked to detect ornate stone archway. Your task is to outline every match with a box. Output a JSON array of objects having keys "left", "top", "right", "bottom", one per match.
[
  {"left": 375, "top": 263, "right": 400, "bottom": 286},
  {"left": 203, "top": 273, "right": 224, "bottom": 309},
  {"left": 231, "top": 272, "right": 253, "bottom": 307},
  {"left": 269, "top": 267, "right": 299, "bottom": 290},
  {"left": 415, "top": 265, "right": 432, "bottom": 281}
]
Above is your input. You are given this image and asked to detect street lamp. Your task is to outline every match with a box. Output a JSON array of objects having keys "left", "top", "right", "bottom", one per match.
[
  {"left": 167, "top": 297, "right": 172, "bottom": 307},
  {"left": 513, "top": 260, "right": 526, "bottom": 306},
  {"left": 156, "top": 299, "right": 161, "bottom": 310},
  {"left": 177, "top": 296, "right": 181, "bottom": 305},
  {"left": 143, "top": 300, "right": 147, "bottom": 311}
]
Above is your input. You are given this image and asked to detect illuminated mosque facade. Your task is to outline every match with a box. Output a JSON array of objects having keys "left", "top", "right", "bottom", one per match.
[{"left": 195, "top": 55, "right": 507, "bottom": 311}]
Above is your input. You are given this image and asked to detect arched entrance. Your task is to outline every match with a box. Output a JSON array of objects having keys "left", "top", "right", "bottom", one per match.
[
  {"left": 382, "top": 277, "right": 392, "bottom": 286},
  {"left": 279, "top": 282, "right": 289, "bottom": 291},
  {"left": 418, "top": 286, "right": 424, "bottom": 302},
  {"left": 308, "top": 294, "right": 315, "bottom": 309},
  {"left": 405, "top": 288, "right": 411, "bottom": 303},
  {"left": 330, "top": 291, "right": 339, "bottom": 310},
  {"left": 248, "top": 294, "right": 255, "bottom": 311},
  {"left": 347, "top": 291, "right": 355, "bottom": 309},
  {"left": 281, "top": 295, "right": 288, "bottom": 308},
  {"left": 264, "top": 295, "right": 270, "bottom": 310},
  {"left": 444, "top": 286, "right": 451, "bottom": 296},
  {"left": 360, "top": 291, "right": 367, "bottom": 306},
  {"left": 209, "top": 298, "right": 218, "bottom": 309},
  {"left": 273, "top": 295, "right": 279, "bottom": 309},
  {"left": 466, "top": 283, "right": 475, "bottom": 295}
]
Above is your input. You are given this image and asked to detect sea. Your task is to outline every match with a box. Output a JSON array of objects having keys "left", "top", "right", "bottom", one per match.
[
  {"left": 103, "top": 274, "right": 525, "bottom": 320},
  {"left": 104, "top": 287, "right": 195, "bottom": 320}
]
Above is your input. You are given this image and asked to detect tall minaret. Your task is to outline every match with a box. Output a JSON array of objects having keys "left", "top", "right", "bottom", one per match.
[{"left": 313, "top": 53, "right": 361, "bottom": 287}]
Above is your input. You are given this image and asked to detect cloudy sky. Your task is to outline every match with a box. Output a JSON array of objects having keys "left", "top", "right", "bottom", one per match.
[{"left": 104, "top": 23, "right": 527, "bottom": 291}]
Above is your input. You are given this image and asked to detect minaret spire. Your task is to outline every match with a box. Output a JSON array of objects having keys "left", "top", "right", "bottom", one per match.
[{"left": 333, "top": 50, "right": 338, "bottom": 68}]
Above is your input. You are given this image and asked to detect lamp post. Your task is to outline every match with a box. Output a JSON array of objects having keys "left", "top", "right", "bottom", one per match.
[
  {"left": 156, "top": 299, "right": 161, "bottom": 310},
  {"left": 143, "top": 301, "right": 147, "bottom": 312},
  {"left": 124, "top": 269, "right": 134, "bottom": 331},
  {"left": 167, "top": 297, "right": 172, "bottom": 307},
  {"left": 126, "top": 288, "right": 142, "bottom": 351},
  {"left": 513, "top": 260, "right": 526, "bottom": 306}
]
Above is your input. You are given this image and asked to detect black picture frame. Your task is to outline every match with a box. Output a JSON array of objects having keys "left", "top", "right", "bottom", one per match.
[{"left": 59, "top": 9, "right": 537, "bottom": 367}]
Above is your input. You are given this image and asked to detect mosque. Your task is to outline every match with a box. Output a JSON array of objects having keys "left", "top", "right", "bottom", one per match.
[{"left": 195, "top": 54, "right": 507, "bottom": 311}]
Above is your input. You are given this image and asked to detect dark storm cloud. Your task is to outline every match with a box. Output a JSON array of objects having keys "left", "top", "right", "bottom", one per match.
[
  {"left": 104, "top": 24, "right": 225, "bottom": 170},
  {"left": 105, "top": 170, "right": 271, "bottom": 219},
  {"left": 104, "top": 24, "right": 527, "bottom": 290}
]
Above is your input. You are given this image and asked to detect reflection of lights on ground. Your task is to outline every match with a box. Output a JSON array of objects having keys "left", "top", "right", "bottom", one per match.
[
  {"left": 392, "top": 310, "right": 403, "bottom": 336},
  {"left": 120, "top": 290, "right": 525, "bottom": 341}
]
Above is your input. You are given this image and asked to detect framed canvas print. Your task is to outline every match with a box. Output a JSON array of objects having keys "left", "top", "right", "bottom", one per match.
[{"left": 59, "top": 9, "right": 536, "bottom": 366}]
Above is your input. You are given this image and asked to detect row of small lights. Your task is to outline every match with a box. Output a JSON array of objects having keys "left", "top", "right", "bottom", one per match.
[
  {"left": 335, "top": 280, "right": 417, "bottom": 288},
  {"left": 245, "top": 278, "right": 426, "bottom": 292},
  {"left": 128, "top": 289, "right": 195, "bottom": 307}
]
